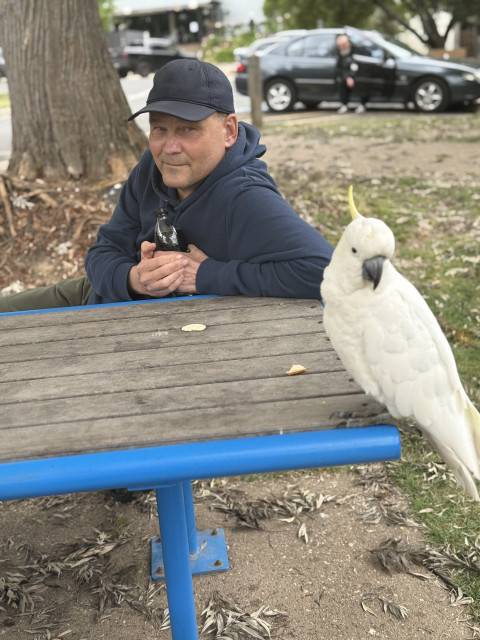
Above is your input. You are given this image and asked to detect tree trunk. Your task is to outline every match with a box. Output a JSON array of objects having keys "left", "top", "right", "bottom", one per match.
[{"left": 0, "top": 0, "right": 147, "bottom": 182}]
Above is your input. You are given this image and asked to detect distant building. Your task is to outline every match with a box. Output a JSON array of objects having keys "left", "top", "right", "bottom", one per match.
[{"left": 112, "top": 0, "right": 266, "bottom": 43}]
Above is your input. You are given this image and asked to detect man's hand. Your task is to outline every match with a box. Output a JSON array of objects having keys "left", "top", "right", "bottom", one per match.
[
  {"left": 176, "top": 244, "right": 209, "bottom": 293},
  {"left": 128, "top": 242, "right": 209, "bottom": 297},
  {"left": 346, "top": 76, "right": 355, "bottom": 88},
  {"left": 128, "top": 241, "right": 190, "bottom": 297}
]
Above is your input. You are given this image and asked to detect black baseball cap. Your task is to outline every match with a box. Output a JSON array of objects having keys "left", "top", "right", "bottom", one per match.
[{"left": 128, "top": 59, "right": 235, "bottom": 122}]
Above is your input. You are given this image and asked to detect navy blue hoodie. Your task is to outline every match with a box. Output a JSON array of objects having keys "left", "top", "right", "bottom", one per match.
[{"left": 85, "top": 122, "right": 333, "bottom": 304}]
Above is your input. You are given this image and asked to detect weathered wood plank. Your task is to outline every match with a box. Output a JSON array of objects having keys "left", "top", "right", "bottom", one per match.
[
  {"left": 0, "top": 333, "right": 335, "bottom": 383},
  {"left": 0, "top": 393, "right": 386, "bottom": 462},
  {"left": 0, "top": 296, "right": 312, "bottom": 331},
  {"left": 2, "top": 370, "right": 360, "bottom": 429},
  {"left": 0, "top": 298, "right": 323, "bottom": 347},
  {"left": 0, "top": 350, "right": 345, "bottom": 403},
  {"left": 0, "top": 315, "right": 324, "bottom": 364}
]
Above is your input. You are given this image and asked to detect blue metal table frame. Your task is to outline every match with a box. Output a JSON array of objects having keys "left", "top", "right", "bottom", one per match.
[{"left": 0, "top": 427, "right": 401, "bottom": 640}]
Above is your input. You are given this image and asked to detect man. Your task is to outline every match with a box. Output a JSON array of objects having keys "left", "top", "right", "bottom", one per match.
[
  {"left": 335, "top": 34, "right": 367, "bottom": 114},
  {"left": 0, "top": 59, "right": 333, "bottom": 313}
]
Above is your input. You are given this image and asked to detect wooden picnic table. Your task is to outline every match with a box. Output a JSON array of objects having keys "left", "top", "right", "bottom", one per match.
[{"left": 0, "top": 295, "right": 400, "bottom": 639}]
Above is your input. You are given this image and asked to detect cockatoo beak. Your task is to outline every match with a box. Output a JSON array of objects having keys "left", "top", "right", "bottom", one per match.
[
  {"left": 362, "top": 256, "right": 385, "bottom": 290},
  {"left": 348, "top": 185, "right": 361, "bottom": 220}
]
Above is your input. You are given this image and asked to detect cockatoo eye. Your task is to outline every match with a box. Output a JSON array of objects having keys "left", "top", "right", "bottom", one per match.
[{"left": 351, "top": 247, "right": 357, "bottom": 254}]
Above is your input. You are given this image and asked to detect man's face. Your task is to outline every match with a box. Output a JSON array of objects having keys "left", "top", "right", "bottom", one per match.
[
  {"left": 149, "top": 112, "right": 238, "bottom": 201},
  {"left": 337, "top": 36, "right": 352, "bottom": 56}
]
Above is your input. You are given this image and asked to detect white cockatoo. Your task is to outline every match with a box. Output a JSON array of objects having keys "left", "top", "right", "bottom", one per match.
[{"left": 321, "top": 186, "right": 480, "bottom": 500}]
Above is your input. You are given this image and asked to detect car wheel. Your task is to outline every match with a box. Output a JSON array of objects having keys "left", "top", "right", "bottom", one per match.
[
  {"left": 411, "top": 77, "right": 448, "bottom": 113},
  {"left": 265, "top": 79, "right": 296, "bottom": 112},
  {"left": 137, "top": 60, "right": 152, "bottom": 78}
]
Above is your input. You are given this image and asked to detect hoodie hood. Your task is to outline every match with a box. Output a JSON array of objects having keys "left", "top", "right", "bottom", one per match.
[{"left": 216, "top": 121, "right": 267, "bottom": 177}]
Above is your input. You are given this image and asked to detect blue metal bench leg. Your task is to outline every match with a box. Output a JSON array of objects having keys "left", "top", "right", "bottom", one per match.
[
  {"left": 155, "top": 482, "right": 199, "bottom": 640},
  {"left": 152, "top": 480, "right": 229, "bottom": 580},
  {"left": 182, "top": 480, "right": 198, "bottom": 555}
]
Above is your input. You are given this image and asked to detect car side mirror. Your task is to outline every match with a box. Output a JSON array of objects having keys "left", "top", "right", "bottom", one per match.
[{"left": 383, "top": 57, "right": 396, "bottom": 69}]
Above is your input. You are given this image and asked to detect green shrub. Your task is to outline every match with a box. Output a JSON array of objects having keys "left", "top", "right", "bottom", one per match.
[
  {"left": 212, "top": 48, "right": 235, "bottom": 63},
  {"left": 200, "top": 28, "right": 260, "bottom": 63}
]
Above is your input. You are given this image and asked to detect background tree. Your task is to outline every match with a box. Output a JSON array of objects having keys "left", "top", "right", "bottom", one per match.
[
  {"left": 262, "top": 0, "right": 479, "bottom": 48},
  {"left": 262, "top": 0, "right": 396, "bottom": 32},
  {"left": 372, "top": 0, "right": 480, "bottom": 48},
  {"left": 0, "top": 0, "right": 147, "bottom": 183},
  {"left": 98, "top": 0, "right": 116, "bottom": 32}
]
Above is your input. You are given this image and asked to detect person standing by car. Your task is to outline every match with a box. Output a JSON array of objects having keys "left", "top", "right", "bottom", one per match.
[{"left": 335, "top": 34, "right": 367, "bottom": 114}]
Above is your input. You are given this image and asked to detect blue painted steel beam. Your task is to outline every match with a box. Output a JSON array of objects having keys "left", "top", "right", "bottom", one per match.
[
  {"left": 155, "top": 482, "right": 199, "bottom": 640},
  {"left": 0, "top": 294, "right": 217, "bottom": 317},
  {"left": 182, "top": 481, "right": 199, "bottom": 555},
  {"left": 0, "top": 427, "right": 400, "bottom": 501}
]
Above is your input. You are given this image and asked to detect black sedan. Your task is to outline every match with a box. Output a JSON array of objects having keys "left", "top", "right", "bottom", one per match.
[{"left": 235, "top": 27, "right": 480, "bottom": 113}]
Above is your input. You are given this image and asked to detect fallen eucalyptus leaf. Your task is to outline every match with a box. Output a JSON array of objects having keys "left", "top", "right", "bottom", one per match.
[{"left": 286, "top": 364, "right": 307, "bottom": 376}]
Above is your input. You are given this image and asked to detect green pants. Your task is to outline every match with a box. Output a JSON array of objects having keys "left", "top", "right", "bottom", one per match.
[{"left": 0, "top": 276, "right": 93, "bottom": 313}]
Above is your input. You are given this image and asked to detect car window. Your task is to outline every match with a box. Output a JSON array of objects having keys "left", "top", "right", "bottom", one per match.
[
  {"left": 286, "top": 34, "right": 337, "bottom": 58},
  {"left": 254, "top": 40, "right": 280, "bottom": 52},
  {"left": 376, "top": 35, "right": 417, "bottom": 58},
  {"left": 349, "top": 34, "right": 384, "bottom": 59},
  {"left": 266, "top": 41, "right": 289, "bottom": 56}
]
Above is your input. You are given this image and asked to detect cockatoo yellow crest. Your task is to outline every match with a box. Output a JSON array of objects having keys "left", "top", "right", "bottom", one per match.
[
  {"left": 321, "top": 187, "right": 480, "bottom": 500},
  {"left": 348, "top": 184, "right": 360, "bottom": 219}
]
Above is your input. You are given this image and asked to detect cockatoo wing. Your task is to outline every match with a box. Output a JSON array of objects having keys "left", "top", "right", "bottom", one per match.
[{"left": 367, "top": 265, "right": 480, "bottom": 497}]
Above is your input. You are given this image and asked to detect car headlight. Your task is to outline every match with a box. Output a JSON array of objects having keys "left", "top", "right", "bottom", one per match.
[{"left": 462, "top": 71, "right": 480, "bottom": 83}]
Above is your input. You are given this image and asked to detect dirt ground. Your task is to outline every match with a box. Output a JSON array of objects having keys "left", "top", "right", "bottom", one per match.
[
  {"left": 1, "top": 113, "right": 480, "bottom": 639},
  {"left": 1, "top": 467, "right": 476, "bottom": 640},
  {"left": 261, "top": 113, "right": 480, "bottom": 186}
]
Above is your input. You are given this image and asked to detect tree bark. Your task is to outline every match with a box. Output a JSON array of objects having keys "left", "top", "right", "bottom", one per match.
[{"left": 0, "top": 0, "right": 147, "bottom": 182}]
